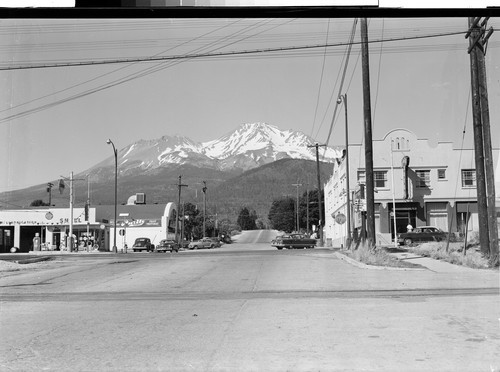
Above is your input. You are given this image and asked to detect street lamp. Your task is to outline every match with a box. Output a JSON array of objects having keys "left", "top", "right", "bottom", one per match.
[
  {"left": 337, "top": 94, "right": 351, "bottom": 248},
  {"left": 292, "top": 181, "right": 302, "bottom": 232},
  {"left": 202, "top": 181, "right": 207, "bottom": 238},
  {"left": 106, "top": 139, "right": 118, "bottom": 254}
]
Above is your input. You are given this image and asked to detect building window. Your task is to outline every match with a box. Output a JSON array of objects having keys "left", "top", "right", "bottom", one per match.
[
  {"left": 461, "top": 169, "right": 476, "bottom": 188},
  {"left": 437, "top": 169, "right": 446, "bottom": 180},
  {"left": 391, "top": 136, "right": 410, "bottom": 151},
  {"left": 416, "top": 170, "right": 430, "bottom": 188},
  {"left": 357, "top": 171, "right": 365, "bottom": 184},
  {"left": 374, "top": 171, "right": 388, "bottom": 188}
]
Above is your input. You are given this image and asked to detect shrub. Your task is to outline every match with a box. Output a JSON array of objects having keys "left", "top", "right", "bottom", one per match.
[
  {"left": 408, "top": 241, "right": 490, "bottom": 269},
  {"left": 346, "top": 243, "right": 419, "bottom": 268}
]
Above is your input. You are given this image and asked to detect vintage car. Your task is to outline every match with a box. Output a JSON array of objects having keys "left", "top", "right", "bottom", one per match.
[
  {"left": 188, "top": 238, "right": 216, "bottom": 250},
  {"left": 271, "top": 234, "right": 317, "bottom": 250},
  {"left": 206, "top": 237, "right": 222, "bottom": 248},
  {"left": 132, "top": 237, "right": 155, "bottom": 252},
  {"left": 155, "top": 239, "right": 179, "bottom": 253},
  {"left": 397, "top": 226, "right": 447, "bottom": 246}
]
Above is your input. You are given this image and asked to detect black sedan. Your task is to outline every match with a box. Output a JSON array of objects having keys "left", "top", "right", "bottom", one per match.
[
  {"left": 271, "top": 234, "right": 317, "bottom": 250},
  {"left": 155, "top": 239, "right": 179, "bottom": 253},
  {"left": 397, "top": 226, "right": 447, "bottom": 246}
]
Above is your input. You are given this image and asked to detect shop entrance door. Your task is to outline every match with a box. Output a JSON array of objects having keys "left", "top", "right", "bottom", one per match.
[
  {"left": 20, "top": 226, "right": 43, "bottom": 252},
  {"left": 390, "top": 209, "right": 417, "bottom": 240},
  {"left": 0, "top": 227, "right": 14, "bottom": 253}
]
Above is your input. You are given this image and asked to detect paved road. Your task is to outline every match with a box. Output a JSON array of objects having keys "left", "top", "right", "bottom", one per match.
[{"left": 1, "top": 231, "right": 499, "bottom": 371}]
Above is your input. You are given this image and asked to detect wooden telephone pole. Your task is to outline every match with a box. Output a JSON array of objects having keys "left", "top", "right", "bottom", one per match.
[
  {"left": 308, "top": 143, "right": 326, "bottom": 246},
  {"left": 202, "top": 181, "right": 207, "bottom": 238},
  {"left": 360, "top": 18, "right": 376, "bottom": 247},
  {"left": 466, "top": 17, "right": 498, "bottom": 265},
  {"left": 174, "top": 175, "right": 188, "bottom": 246}
]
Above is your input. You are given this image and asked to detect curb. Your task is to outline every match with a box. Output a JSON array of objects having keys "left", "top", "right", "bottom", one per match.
[
  {"left": 15, "top": 256, "right": 53, "bottom": 265},
  {"left": 334, "top": 252, "right": 427, "bottom": 271}
]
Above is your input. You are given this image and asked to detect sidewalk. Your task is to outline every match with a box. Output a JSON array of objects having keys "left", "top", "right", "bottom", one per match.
[
  {"left": 329, "top": 246, "right": 494, "bottom": 274},
  {"left": 387, "top": 250, "right": 483, "bottom": 273}
]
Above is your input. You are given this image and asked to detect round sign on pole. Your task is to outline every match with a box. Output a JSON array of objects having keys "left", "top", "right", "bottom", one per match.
[
  {"left": 335, "top": 213, "right": 346, "bottom": 225},
  {"left": 119, "top": 229, "right": 126, "bottom": 236}
]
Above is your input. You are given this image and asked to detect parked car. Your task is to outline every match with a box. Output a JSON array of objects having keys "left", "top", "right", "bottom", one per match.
[
  {"left": 206, "top": 237, "right": 222, "bottom": 248},
  {"left": 155, "top": 239, "right": 178, "bottom": 253},
  {"left": 271, "top": 233, "right": 317, "bottom": 250},
  {"left": 397, "top": 226, "right": 447, "bottom": 246},
  {"left": 220, "top": 234, "right": 232, "bottom": 244},
  {"left": 188, "top": 238, "right": 216, "bottom": 250},
  {"left": 132, "top": 237, "right": 155, "bottom": 252}
]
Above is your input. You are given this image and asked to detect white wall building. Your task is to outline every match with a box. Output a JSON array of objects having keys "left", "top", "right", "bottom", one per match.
[
  {"left": 324, "top": 129, "right": 500, "bottom": 247},
  {"left": 0, "top": 202, "right": 177, "bottom": 253}
]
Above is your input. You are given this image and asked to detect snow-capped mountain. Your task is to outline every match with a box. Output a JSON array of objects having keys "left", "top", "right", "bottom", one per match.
[{"left": 94, "top": 122, "right": 342, "bottom": 175}]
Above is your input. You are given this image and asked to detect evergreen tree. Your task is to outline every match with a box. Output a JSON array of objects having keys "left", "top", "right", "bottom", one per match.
[
  {"left": 30, "top": 199, "right": 49, "bottom": 207},
  {"left": 268, "top": 197, "right": 295, "bottom": 233},
  {"left": 299, "top": 189, "right": 323, "bottom": 233},
  {"left": 182, "top": 202, "right": 200, "bottom": 240},
  {"left": 237, "top": 207, "right": 257, "bottom": 230}
]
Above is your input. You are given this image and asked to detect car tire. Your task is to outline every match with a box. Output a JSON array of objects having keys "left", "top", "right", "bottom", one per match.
[
  {"left": 404, "top": 238, "right": 413, "bottom": 245},
  {"left": 277, "top": 247, "right": 283, "bottom": 250},
  {"left": 210, "top": 244, "right": 214, "bottom": 249}
]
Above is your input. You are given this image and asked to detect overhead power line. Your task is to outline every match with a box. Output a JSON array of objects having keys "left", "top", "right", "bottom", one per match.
[
  {"left": 0, "top": 18, "right": 293, "bottom": 124},
  {"left": 0, "top": 30, "right": 469, "bottom": 71}
]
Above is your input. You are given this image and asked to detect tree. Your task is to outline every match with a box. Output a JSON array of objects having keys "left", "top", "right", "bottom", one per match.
[
  {"left": 182, "top": 202, "right": 200, "bottom": 240},
  {"left": 30, "top": 199, "right": 49, "bottom": 207},
  {"left": 299, "top": 189, "right": 324, "bottom": 233},
  {"left": 268, "top": 197, "right": 295, "bottom": 233},
  {"left": 255, "top": 218, "right": 267, "bottom": 230},
  {"left": 237, "top": 207, "right": 257, "bottom": 230}
]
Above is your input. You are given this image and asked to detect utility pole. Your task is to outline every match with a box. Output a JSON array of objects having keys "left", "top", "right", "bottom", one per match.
[
  {"left": 46, "top": 182, "right": 53, "bottom": 206},
  {"left": 86, "top": 175, "right": 90, "bottom": 248},
  {"left": 337, "top": 93, "right": 351, "bottom": 248},
  {"left": 202, "top": 181, "right": 207, "bottom": 238},
  {"left": 306, "top": 182, "right": 310, "bottom": 234},
  {"left": 361, "top": 18, "right": 376, "bottom": 248},
  {"left": 308, "top": 142, "right": 326, "bottom": 246},
  {"left": 58, "top": 173, "right": 85, "bottom": 252},
  {"left": 466, "top": 17, "right": 497, "bottom": 264},
  {"left": 292, "top": 181, "right": 302, "bottom": 233},
  {"left": 69, "top": 171, "right": 74, "bottom": 252},
  {"left": 175, "top": 175, "right": 188, "bottom": 246}
]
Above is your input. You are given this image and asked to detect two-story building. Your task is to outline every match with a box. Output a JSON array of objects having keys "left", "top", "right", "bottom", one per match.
[{"left": 324, "top": 128, "right": 500, "bottom": 247}]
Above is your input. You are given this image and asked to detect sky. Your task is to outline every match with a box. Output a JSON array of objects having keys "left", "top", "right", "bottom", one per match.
[{"left": 0, "top": 14, "right": 499, "bottom": 194}]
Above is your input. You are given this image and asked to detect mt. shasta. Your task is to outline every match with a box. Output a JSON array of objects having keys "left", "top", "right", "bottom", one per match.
[{"left": 96, "top": 122, "right": 341, "bottom": 175}]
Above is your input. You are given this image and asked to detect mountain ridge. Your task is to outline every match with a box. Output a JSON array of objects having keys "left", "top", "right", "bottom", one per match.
[
  {"left": 88, "top": 122, "right": 341, "bottom": 176},
  {"left": 1, "top": 123, "right": 339, "bottom": 223}
]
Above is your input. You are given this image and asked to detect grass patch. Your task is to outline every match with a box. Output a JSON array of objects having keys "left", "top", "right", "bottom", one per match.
[
  {"left": 406, "top": 241, "right": 491, "bottom": 269},
  {"left": 343, "top": 243, "right": 421, "bottom": 268}
]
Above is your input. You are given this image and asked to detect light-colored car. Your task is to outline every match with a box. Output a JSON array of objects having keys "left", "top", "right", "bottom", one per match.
[
  {"left": 188, "top": 238, "right": 215, "bottom": 250},
  {"left": 205, "top": 237, "right": 222, "bottom": 248}
]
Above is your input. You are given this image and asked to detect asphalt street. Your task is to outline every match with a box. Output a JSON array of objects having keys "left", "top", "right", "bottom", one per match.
[{"left": 0, "top": 231, "right": 499, "bottom": 372}]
